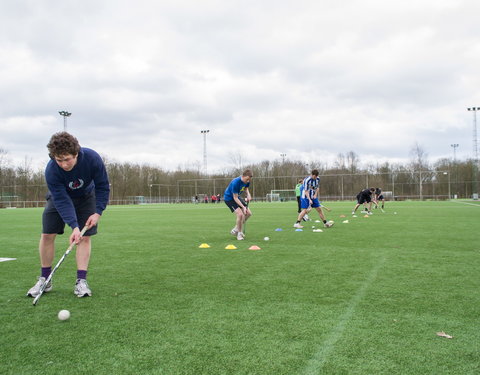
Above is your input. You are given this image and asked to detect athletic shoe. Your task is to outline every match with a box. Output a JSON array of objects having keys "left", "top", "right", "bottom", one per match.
[
  {"left": 302, "top": 214, "right": 310, "bottom": 221},
  {"left": 361, "top": 210, "right": 368, "bottom": 214},
  {"left": 26, "top": 276, "right": 52, "bottom": 297},
  {"left": 351, "top": 211, "right": 355, "bottom": 215},
  {"left": 74, "top": 279, "right": 92, "bottom": 297},
  {"left": 324, "top": 220, "right": 335, "bottom": 228},
  {"left": 293, "top": 223, "right": 304, "bottom": 229},
  {"left": 237, "top": 232, "right": 245, "bottom": 241},
  {"left": 367, "top": 211, "right": 373, "bottom": 215},
  {"left": 230, "top": 227, "right": 239, "bottom": 236}
]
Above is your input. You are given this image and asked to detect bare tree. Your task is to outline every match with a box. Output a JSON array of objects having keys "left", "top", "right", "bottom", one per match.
[
  {"left": 0, "top": 148, "right": 9, "bottom": 174},
  {"left": 334, "top": 153, "right": 346, "bottom": 171},
  {"left": 229, "top": 151, "right": 246, "bottom": 173},
  {"left": 409, "top": 142, "right": 429, "bottom": 171},
  {"left": 346, "top": 151, "right": 360, "bottom": 174}
]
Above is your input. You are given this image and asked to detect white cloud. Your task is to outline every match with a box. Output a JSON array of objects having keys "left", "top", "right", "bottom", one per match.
[{"left": 0, "top": 0, "right": 479, "bottom": 172}]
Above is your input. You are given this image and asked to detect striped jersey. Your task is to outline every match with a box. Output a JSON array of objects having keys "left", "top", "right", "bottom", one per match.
[{"left": 301, "top": 176, "right": 319, "bottom": 199}]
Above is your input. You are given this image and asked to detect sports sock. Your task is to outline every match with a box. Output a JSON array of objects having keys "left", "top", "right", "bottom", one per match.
[
  {"left": 296, "top": 220, "right": 300, "bottom": 224},
  {"left": 77, "top": 270, "right": 88, "bottom": 280},
  {"left": 41, "top": 267, "right": 51, "bottom": 279}
]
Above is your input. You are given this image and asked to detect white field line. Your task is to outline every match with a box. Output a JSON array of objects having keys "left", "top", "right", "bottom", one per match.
[
  {"left": 450, "top": 201, "right": 480, "bottom": 207},
  {"left": 302, "top": 256, "right": 386, "bottom": 375},
  {"left": 0, "top": 258, "right": 17, "bottom": 262}
]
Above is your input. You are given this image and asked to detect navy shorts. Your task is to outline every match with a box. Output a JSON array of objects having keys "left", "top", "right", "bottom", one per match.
[
  {"left": 357, "top": 193, "right": 371, "bottom": 204},
  {"left": 225, "top": 197, "right": 247, "bottom": 213},
  {"left": 42, "top": 192, "right": 98, "bottom": 236},
  {"left": 377, "top": 194, "right": 384, "bottom": 200}
]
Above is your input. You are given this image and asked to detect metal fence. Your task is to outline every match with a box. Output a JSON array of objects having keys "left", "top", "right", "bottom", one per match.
[
  {"left": 174, "top": 171, "right": 471, "bottom": 202},
  {"left": 1, "top": 171, "right": 478, "bottom": 208}
]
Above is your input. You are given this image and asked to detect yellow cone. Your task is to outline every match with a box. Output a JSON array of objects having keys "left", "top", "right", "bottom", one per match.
[
  {"left": 225, "top": 244, "right": 237, "bottom": 250},
  {"left": 199, "top": 243, "right": 210, "bottom": 248}
]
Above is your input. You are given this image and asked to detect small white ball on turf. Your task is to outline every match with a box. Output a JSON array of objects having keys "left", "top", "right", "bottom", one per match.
[
  {"left": 264, "top": 237, "right": 270, "bottom": 241},
  {"left": 58, "top": 310, "right": 70, "bottom": 321}
]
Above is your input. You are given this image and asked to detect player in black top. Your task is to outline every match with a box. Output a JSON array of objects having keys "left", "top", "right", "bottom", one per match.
[
  {"left": 352, "top": 187, "right": 375, "bottom": 215},
  {"left": 374, "top": 187, "right": 385, "bottom": 212}
]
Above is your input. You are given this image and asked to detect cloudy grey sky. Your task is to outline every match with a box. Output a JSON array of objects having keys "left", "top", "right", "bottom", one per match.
[{"left": 1, "top": 0, "right": 479, "bottom": 172}]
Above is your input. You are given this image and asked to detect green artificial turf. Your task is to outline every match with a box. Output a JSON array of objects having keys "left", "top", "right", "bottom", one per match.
[{"left": 0, "top": 201, "right": 479, "bottom": 374}]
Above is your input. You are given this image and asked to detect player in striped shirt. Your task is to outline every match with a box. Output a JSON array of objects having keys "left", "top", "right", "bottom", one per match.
[{"left": 293, "top": 169, "right": 334, "bottom": 229}]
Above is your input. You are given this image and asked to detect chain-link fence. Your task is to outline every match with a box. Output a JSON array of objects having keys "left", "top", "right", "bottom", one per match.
[{"left": 1, "top": 170, "right": 478, "bottom": 208}]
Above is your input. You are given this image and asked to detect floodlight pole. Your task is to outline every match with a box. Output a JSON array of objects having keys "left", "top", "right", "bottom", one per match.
[
  {"left": 451, "top": 143, "right": 459, "bottom": 198},
  {"left": 201, "top": 130, "right": 209, "bottom": 175},
  {"left": 443, "top": 172, "right": 451, "bottom": 199},
  {"left": 58, "top": 111, "right": 72, "bottom": 131},
  {"left": 419, "top": 171, "right": 423, "bottom": 200},
  {"left": 391, "top": 173, "right": 395, "bottom": 199},
  {"left": 280, "top": 153, "right": 286, "bottom": 163},
  {"left": 467, "top": 107, "right": 479, "bottom": 199}
]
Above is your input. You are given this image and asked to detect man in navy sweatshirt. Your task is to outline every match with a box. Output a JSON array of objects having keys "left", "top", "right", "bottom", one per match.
[{"left": 27, "top": 132, "right": 110, "bottom": 298}]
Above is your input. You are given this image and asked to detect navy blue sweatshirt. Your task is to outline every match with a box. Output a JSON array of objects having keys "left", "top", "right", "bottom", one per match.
[{"left": 45, "top": 147, "right": 110, "bottom": 229}]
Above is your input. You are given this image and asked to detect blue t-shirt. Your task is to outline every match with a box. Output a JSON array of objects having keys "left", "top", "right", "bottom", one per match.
[
  {"left": 45, "top": 147, "right": 110, "bottom": 229},
  {"left": 224, "top": 176, "right": 249, "bottom": 201}
]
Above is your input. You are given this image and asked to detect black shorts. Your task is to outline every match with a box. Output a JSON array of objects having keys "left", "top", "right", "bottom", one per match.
[
  {"left": 356, "top": 194, "right": 371, "bottom": 204},
  {"left": 42, "top": 192, "right": 98, "bottom": 236},
  {"left": 377, "top": 194, "right": 384, "bottom": 200},
  {"left": 225, "top": 197, "right": 247, "bottom": 213}
]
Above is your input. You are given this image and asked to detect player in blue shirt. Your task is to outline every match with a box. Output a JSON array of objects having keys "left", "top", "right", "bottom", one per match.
[
  {"left": 224, "top": 169, "right": 253, "bottom": 240},
  {"left": 294, "top": 169, "right": 333, "bottom": 228},
  {"left": 27, "top": 132, "right": 110, "bottom": 298}
]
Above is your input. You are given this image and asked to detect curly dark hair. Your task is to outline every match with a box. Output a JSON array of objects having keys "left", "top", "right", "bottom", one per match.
[{"left": 47, "top": 132, "right": 81, "bottom": 159}]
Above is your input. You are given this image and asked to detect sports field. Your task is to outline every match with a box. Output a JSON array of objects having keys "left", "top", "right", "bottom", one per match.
[{"left": 1, "top": 201, "right": 479, "bottom": 374}]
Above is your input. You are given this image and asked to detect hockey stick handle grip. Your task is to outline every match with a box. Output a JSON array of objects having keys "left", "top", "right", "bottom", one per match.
[{"left": 68, "top": 225, "right": 90, "bottom": 248}]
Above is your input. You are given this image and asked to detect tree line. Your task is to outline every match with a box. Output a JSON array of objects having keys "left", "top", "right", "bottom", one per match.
[{"left": 0, "top": 146, "right": 478, "bottom": 206}]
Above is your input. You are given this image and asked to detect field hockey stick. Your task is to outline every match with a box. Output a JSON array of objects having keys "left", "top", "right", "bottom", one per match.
[
  {"left": 320, "top": 204, "right": 331, "bottom": 212},
  {"left": 243, "top": 197, "right": 249, "bottom": 235},
  {"left": 33, "top": 225, "right": 89, "bottom": 306}
]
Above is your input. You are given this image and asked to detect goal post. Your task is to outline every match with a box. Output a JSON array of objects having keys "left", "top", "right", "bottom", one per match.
[
  {"left": 266, "top": 193, "right": 280, "bottom": 202},
  {"left": 267, "top": 189, "right": 296, "bottom": 202}
]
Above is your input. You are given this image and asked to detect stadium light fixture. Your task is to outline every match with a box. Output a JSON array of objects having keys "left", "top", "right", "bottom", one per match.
[{"left": 58, "top": 111, "right": 72, "bottom": 132}]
